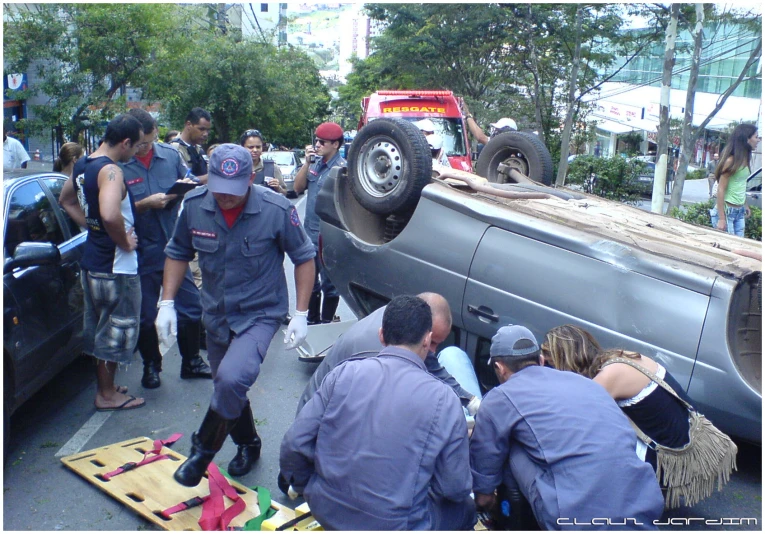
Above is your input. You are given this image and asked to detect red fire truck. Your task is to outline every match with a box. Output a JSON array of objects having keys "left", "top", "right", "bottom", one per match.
[{"left": 358, "top": 90, "right": 473, "bottom": 172}]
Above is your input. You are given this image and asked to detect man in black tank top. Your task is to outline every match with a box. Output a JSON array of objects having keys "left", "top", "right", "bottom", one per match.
[{"left": 59, "top": 114, "right": 146, "bottom": 412}]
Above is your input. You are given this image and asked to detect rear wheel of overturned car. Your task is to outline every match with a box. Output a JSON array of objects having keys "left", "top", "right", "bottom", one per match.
[
  {"left": 476, "top": 131, "right": 554, "bottom": 185},
  {"left": 348, "top": 118, "right": 432, "bottom": 215}
]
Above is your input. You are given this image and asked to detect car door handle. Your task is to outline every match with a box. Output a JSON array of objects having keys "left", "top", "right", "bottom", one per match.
[{"left": 467, "top": 304, "right": 499, "bottom": 323}]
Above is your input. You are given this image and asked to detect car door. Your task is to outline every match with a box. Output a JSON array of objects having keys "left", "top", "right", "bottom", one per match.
[
  {"left": 3, "top": 177, "right": 85, "bottom": 406},
  {"left": 746, "top": 168, "right": 761, "bottom": 209},
  {"left": 463, "top": 226, "right": 705, "bottom": 394}
]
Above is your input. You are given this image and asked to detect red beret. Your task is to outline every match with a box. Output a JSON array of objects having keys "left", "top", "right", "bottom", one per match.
[{"left": 315, "top": 122, "right": 343, "bottom": 140}]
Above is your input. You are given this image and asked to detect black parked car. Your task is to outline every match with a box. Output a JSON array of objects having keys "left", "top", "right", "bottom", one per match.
[{"left": 3, "top": 171, "right": 87, "bottom": 451}]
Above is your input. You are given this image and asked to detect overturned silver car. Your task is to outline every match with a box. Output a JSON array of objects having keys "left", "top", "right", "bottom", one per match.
[{"left": 315, "top": 118, "right": 762, "bottom": 443}]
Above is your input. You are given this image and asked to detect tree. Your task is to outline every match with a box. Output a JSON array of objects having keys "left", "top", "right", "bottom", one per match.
[
  {"left": 667, "top": 6, "right": 762, "bottom": 211},
  {"left": 147, "top": 34, "right": 330, "bottom": 147},
  {"left": 3, "top": 4, "right": 184, "bottom": 143}
]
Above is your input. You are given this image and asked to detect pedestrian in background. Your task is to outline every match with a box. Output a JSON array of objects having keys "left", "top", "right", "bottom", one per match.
[
  {"left": 706, "top": 152, "right": 719, "bottom": 197},
  {"left": 121, "top": 108, "right": 211, "bottom": 390},
  {"left": 239, "top": 129, "right": 287, "bottom": 195},
  {"left": 164, "top": 130, "right": 180, "bottom": 144},
  {"left": 58, "top": 114, "right": 145, "bottom": 412},
  {"left": 3, "top": 129, "right": 30, "bottom": 170},
  {"left": 170, "top": 107, "right": 211, "bottom": 183},
  {"left": 281, "top": 295, "right": 476, "bottom": 531},
  {"left": 293, "top": 122, "right": 346, "bottom": 325},
  {"left": 53, "top": 142, "right": 84, "bottom": 178},
  {"left": 711, "top": 124, "right": 759, "bottom": 236},
  {"left": 157, "top": 144, "right": 315, "bottom": 485}
]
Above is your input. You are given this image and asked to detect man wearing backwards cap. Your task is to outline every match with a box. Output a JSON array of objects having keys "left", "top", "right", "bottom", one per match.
[
  {"left": 293, "top": 121, "right": 346, "bottom": 325},
  {"left": 158, "top": 143, "right": 316, "bottom": 486},
  {"left": 470, "top": 324, "right": 664, "bottom": 530}
]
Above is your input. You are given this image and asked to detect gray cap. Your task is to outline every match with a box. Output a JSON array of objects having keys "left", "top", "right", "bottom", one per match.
[
  {"left": 490, "top": 324, "right": 539, "bottom": 360},
  {"left": 207, "top": 143, "right": 253, "bottom": 196}
]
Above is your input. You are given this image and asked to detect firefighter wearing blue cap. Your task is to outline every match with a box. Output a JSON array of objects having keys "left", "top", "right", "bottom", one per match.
[{"left": 157, "top": 143, "right": 316, "bottom": 486}]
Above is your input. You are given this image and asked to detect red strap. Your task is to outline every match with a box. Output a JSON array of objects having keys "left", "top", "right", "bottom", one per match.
[
  {"left": 198, "top": 463, "right": 246, "bottom": 531},
  {"left": 102, "top": 433, "right": 183, "bottom": 481},
  {"left": 160, "top": 495, "right": 209, "bottom": 519}
]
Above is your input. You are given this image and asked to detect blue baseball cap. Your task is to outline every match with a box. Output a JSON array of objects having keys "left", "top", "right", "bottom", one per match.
[
  {"left": 207, "top": 143, "right": 253, "bottom": 196},
  {"left": 489, "top": 324, "right": 539, "bottom": 361}
]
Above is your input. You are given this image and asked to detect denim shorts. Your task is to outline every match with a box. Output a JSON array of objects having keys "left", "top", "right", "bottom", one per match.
[{"left": 82, "top": 270, "right": 141, "bottom": 364}]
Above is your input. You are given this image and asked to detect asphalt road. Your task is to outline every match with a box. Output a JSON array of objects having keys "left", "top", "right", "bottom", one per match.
[{"left": 3, "top": 191, "right": 761, "bottom": 531}]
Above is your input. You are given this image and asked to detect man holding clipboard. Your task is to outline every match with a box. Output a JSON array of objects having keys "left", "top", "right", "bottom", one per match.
[{"left": 120, "top": 108, "right": 212, "bottom": 390}]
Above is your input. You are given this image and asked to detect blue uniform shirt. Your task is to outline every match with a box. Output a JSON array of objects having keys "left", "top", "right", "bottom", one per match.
[
  {"left": 470, "top": 365, "right": 664, "bottom": 530},
  {"left": 164, "top": 185, "right": 315, "bottom": 342},
  {"left": 121, "top": 142, "right": 190, "bottom": 274},
  {"left": 303, "top": 151, "right": 345, "bottom": 245},
  {"left": 281, "top": 346, "right": 472, "bottom": 531}
]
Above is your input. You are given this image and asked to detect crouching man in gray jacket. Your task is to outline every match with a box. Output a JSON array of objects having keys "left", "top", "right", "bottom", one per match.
[{"left": 280, "top": 295, "right": 476, "bottom": 530}]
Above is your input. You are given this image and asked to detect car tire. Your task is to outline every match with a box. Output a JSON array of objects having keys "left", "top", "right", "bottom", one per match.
[
  {"left": 476, "top": 131, "right": 554, "bottom": 185},
  {"left": 347, "top": 118, "right": 432, "bottom": 214}
]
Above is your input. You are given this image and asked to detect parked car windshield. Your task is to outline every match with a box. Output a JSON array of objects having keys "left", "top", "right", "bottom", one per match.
[{"left": 263, "top": 151, "right": 297, "bottom": 167}]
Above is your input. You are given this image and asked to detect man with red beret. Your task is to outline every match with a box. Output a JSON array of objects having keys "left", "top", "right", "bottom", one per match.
[{"left": 293, "top": 122, "right": 346, "bottom": 325}]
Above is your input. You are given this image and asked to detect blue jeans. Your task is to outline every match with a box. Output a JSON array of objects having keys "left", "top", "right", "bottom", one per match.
[
  {"left": 710, "top": 204, "right": 746, "bottom": 237},
  {"left": 437, "top": 347, "right": 482, "bottom": 400}
]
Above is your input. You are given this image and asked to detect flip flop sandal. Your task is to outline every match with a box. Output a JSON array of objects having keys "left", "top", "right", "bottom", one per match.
[
  {"left": 116, "top": 385, "right": 128, "bottom": 394},
  {"left": 95, "top": 395, "right": 146, "bottom": 412}
]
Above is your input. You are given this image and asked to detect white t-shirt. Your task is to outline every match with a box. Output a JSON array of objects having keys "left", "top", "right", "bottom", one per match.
[{"left": 3, "top": 136, "right": 31, "bottom": 170}]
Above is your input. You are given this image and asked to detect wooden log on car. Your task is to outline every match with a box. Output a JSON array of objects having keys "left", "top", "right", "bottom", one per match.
[{"left": 434, "top": 164, "right": 550, "bottom": 200}]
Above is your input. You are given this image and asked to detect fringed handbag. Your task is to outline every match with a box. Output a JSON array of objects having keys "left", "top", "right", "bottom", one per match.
[{"left": 602, "top": 357, "right": 738, "bottom": 509}]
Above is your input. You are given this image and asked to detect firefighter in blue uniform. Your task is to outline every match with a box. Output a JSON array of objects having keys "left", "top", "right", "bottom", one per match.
[
  {"left": 157, "top": 144, "right": 315, "bottom": 486},
  {"left": 121, "top": 108, "right": 211, "bottom": 389}
]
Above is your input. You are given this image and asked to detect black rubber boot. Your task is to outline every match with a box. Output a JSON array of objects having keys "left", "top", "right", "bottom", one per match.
[
  {"left": 177, "top": 321, "right": 212, "bottom": 379},
  {"left": 137, "top": 326, "right": 162, "bottom": 389},
  {"left": 321, "top": 296, "right": 340, "bottom": 324},
  {"left": 227, "top": 402, "right": 262, "bottom": 476},
  {"left": 307, "top": 291, "right": 322, "bottom": 325},
  {"left": 174, "top": 408, "right": 234, "bottom": 487}
]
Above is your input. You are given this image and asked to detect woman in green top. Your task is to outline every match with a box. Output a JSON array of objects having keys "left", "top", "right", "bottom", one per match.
[{"left": 711, "top": 124, "right": 759, "bottom": 236}]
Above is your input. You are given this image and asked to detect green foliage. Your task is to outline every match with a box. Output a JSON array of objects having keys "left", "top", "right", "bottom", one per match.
[
  {"left": 3, "top": 4, "right": 183, "bottom": 142},
  {"left": 747, "top": 207, "right": 762, "bottom": 241},
  {"left": 5, "top": 4, "right": 330, "bottom": 149},
  {"left": 342, "top": 4, "right": 656, "bottom": 148},
  {"left": 566, "top": 155, "right": 643, "bottom": 204},
  {"left": 149, "top": 34, "right": 330, "bottom": 147},
  {"left": 668, "top": 198, "right": 713, "bottom": 227},
  {"left": 669, "top": 200, "right": 762, "bottom": 241},
  {"left": 686, "top": 168, "right": 708, "bottom": 181}
]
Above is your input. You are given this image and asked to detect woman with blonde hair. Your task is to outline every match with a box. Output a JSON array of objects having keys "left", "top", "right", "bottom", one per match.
[
  {"left": 53, "top": 142, "right": 84, "bottom": 177},
  {"left": 543, "top": 325, "right": 737, "bottom": 508},
  {"left": 543, "top": 325, "right": 691, "bottom": 469}
]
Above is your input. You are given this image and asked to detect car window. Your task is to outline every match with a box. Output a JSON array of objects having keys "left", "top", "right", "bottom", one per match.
[
  {"left": 43, "top": 177, "right": 84, "bottom": 238},
  {"left": 475, "top": 336, "right": 500, "bottom": 394},
  {"left": 747, "top": 169, "right": 761, "bottom": 192},
  {"left": 4, "top": 181, "right": 66, "bottom": 257}
]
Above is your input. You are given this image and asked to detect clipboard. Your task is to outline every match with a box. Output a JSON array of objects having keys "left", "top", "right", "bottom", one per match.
[{"left": 165, "top": 181, "right": 200, "bottom": 197}]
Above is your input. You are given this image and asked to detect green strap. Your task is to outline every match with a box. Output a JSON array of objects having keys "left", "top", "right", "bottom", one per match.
[{"left": 242, "top": 486, "right": 278, "bottom": 531}]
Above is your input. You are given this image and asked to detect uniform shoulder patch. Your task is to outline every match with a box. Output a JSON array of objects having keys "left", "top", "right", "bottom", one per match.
[{"left": 289, "top": 206, "right": 301, "bottom": 227}]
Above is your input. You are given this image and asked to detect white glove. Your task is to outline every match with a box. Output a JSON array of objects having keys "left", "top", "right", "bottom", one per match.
[
  {"left": 284, "top": 312, "right": 308, "bottom": 350},
  {"left": 467, "top": 396, "right": 481, "bottom": 416},
  {"left": 155, "top": 300, "right": 177, "bottom": 346},
  {"left": 288, "top": 485, "right": 299, "bottom": 500}
]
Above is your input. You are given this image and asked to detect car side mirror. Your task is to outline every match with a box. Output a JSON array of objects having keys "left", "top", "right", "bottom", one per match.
[{"left": 4, "top": 242, "right": 60, "bottom": 274}]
